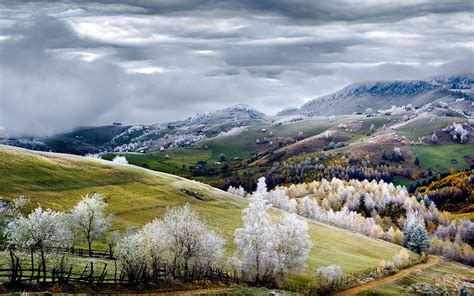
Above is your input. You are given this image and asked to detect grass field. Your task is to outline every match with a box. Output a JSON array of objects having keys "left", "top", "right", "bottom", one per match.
[
  {"left": 392, "top": 176, "right": 413, "bottom": 187},
  {"left": 103, "top": 148, "right": 213, "bottom": 175},
  {"left": 196, "top": 115, "right": 394, "bottom": 163},
  {"left": 0, "top": 145, "right": 412, "bottom": 285},
  {"left": 356, "top": 259, "right": 473, "bottom": 295},
  {"left": 411, "top": 144, "right": 474, "bottom": 172},
  {"left": 397, "top": 115, "right": 465, "bottom": 141}
]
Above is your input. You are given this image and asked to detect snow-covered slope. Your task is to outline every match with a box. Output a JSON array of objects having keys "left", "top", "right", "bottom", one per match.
[{"left": 298, "top": 74, "right": 473, "bottom": 116}]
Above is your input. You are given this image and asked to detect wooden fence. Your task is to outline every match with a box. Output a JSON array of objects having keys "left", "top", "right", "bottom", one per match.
[
  {"left": 0, "top": 244, "right": 115, "bottom": 260},
  {"left": 1, "top": 251, "right": 238, "bottom": 286}
]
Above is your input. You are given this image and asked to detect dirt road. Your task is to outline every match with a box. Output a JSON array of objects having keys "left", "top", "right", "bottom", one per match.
[{"left": 333, "top": 256, "right": 441, "bottom": 296}]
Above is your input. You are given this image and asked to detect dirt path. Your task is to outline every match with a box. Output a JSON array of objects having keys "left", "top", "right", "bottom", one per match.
[
  {"left": 333, "top": 256, "right": 441, "bottom": 296},
  {"left": 146, "top": 287, "right": 232, "bottom": 295}
]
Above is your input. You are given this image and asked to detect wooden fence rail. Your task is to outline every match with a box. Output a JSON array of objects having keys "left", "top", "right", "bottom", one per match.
[
  {"left": 0, "top": 251, "right": 239, "bottom": 286},
  {"left": 0, "top": 244, "right": 115, "bottom": 260}
]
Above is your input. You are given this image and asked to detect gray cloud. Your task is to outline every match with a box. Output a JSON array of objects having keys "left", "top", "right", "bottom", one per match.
[{"left": 0, "top": 0, "right": 473, "bottom": 136}]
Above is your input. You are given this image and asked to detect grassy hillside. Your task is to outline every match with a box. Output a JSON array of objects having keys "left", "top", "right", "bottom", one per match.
[
  {"left": 396, "top": 115, "right": 465, "bottom": 141},
  {"left": 411, "top": 144, "right": 474, "bottom": 172},
  {"left": 44, "top": 125, "right": 129, "bottom": 154},
  {"left": 0, "top": 145, "right": 411, "bottom": 284}
]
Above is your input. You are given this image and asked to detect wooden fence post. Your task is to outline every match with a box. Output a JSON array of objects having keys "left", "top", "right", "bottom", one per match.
[{"left": 88, "top": 261, "right": 94, "bottom": 284}]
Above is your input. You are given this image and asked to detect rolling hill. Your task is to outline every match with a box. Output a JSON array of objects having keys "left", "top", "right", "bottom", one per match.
[
  {"left": 0, "top": 144, "right": 412, "bottom": 285},
  {"left": 2, "top": 75, "right": 472, "bottom": 162}
]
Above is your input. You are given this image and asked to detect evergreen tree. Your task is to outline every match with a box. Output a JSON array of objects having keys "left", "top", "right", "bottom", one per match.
[
  {"left": 415, "top": 154, "right": 420, "bottom": 166},
  {"left": 403, "top": 213, "right": 430, "bottom": 254},
  {"left": 404, "top": 225, "right": 430, "bottom": 254},
  {"left": 381, "top": 149, "right": 388, "bottom": 160}
]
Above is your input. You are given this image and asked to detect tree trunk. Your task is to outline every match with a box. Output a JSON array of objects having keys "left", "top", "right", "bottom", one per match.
[
  {"left": 88, "top": 241, "right": 92, "bottom": 257},
  {"left": 41, "top": 249, "right": 46, "bottom": 283},
  {"left": 30, "top": 250, "right": 34, "bottom": 283},
  {"left": 172, "top": 255, "right": 177, "bottom": 276}
]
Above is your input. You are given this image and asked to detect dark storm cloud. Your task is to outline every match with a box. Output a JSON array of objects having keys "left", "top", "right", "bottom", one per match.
[
  {"left": 0, "top": 0, "right": 472, "bottom": 136},
  {"left": 39, "top": 0, "right": 473, "bottom": 22}
]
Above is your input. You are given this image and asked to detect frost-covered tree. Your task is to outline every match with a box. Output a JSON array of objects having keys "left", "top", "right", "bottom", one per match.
[
  {"left": 1, "top": 196, "right": 31, "bottom": 217},
  {"left": 403, "top": 213, "right": 430, "bottom": 254},
  {"left": 316, "top": 265, "right": 343, "bottom": 285},
  {"left": 115, "top": 204, "right": 225, "bottom": 279},
  {"left": 234, "top": 178, "right": 275, "bottom": 283},
  {"left": 273, "top": 214, "right": 311, "bottom": 280},
  {"left": 227, "top": 185, "right": 246, "bottom": 197},
  {"left": 141, "top": 219, "right": 169, "bottom": 271},
  {"left": 267, "top": 187, "right": 296, "bottom": 213},
  {"left": 443, "top": 122, "right": 470, "bottom": 144},
  {"left": 112, "top": 155, "right": 128, "bottom": 165},
  {"left": 5, "top": 207, "right": 74, "bottom": 280},
  {"left": 162, "top": 204, "right": 225, "bottom": 273},
  {"left": 324, "top": 130, "right": 333, "bottom": 140},
  {"left": 114, "top": 231, "right": 148, "bottom": 283},
  {"left": 85, "top": 153, "right": 101, "bottom": 159},
  {"left": 234, "top": 177, "right": 310, "bottom": 284},
  {"left": 393, "top": 249, "right": 410, "bottom": 268},
  {"left": 71, "top": 193, "right": 114, "bottom": 256},
  {"left": 12, "top": 196, "right": 30, "bottom": 214},
  {"left": 392, "top": 147, "right": 404, "bottom": 162}
]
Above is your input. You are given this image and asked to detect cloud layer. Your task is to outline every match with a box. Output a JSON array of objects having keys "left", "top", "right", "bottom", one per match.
[{"left": 0, "top": 0, "right": 473, "bottom": 136}]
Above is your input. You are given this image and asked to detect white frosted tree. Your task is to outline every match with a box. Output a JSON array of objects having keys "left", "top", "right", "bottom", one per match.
[
  {"left": 112, "top": 155, "right": 128, "bottom": 165},
  {"left": 162, "top": 204, "right": 225, "bottom": 273},
  {"left": 141, "top": 219, "right": 169, "bottom": 271},
  {"left": 234, "top": 178, "right": 275, "bottom": 283},
  {"left": 234, "top": 177, "right": 311, "bottom": 284},
  {"left": 71, "top": 193, "right": 114, "bottom": 256},
  {"left": 5, "top": 207, "right": 74, "bottom": 280},
  {"left": 115, "top": 204, "right": 225, "bottom": 280},
  {"left": 370, "top": 123, "right": 375, "bottom": 133},
  {"left": 299, "top": 196, "right": 321, "bottom": 219},
  {"left": 114, "top": 231, "right": 148, "bottom": 283},
  {"left": 316, "top": 265, "right": 343, "bottom": 285},
  {"left": 273, "top": 214, "right": 311, "bottom": 281},
  {"left": 267, "top": 187, "right": 296, "bottom": 213},
  {"left": 227, "top": 185, "right": 246, "bottom": 197},
  {"left": 11, "top": 196, "right": 30, "bottom": 216}
]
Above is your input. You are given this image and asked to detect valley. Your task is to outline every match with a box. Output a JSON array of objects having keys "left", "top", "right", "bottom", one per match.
[{"left": 1, "top": 76, "right": 472, "bottom": 295}]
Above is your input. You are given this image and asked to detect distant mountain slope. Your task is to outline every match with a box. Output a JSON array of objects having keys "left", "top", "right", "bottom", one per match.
[
  {"left": 299, "top": 74, "right": 473, "bottom": 116},
  {"left": 0, "top": 145, "right": 409, "bottom": 283},
  {"left": 4, "top": 104, "right": 269, "bottom": 155}
]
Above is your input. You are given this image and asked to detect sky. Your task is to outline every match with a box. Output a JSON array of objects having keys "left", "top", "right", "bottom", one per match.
[{"left": 0, "top": 0, "right": 473, "bottom": 137}]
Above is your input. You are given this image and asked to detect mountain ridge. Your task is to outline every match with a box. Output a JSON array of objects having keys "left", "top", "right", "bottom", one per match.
[{"left": 297, "top": 74, "right": 473, "bottom": 116}]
